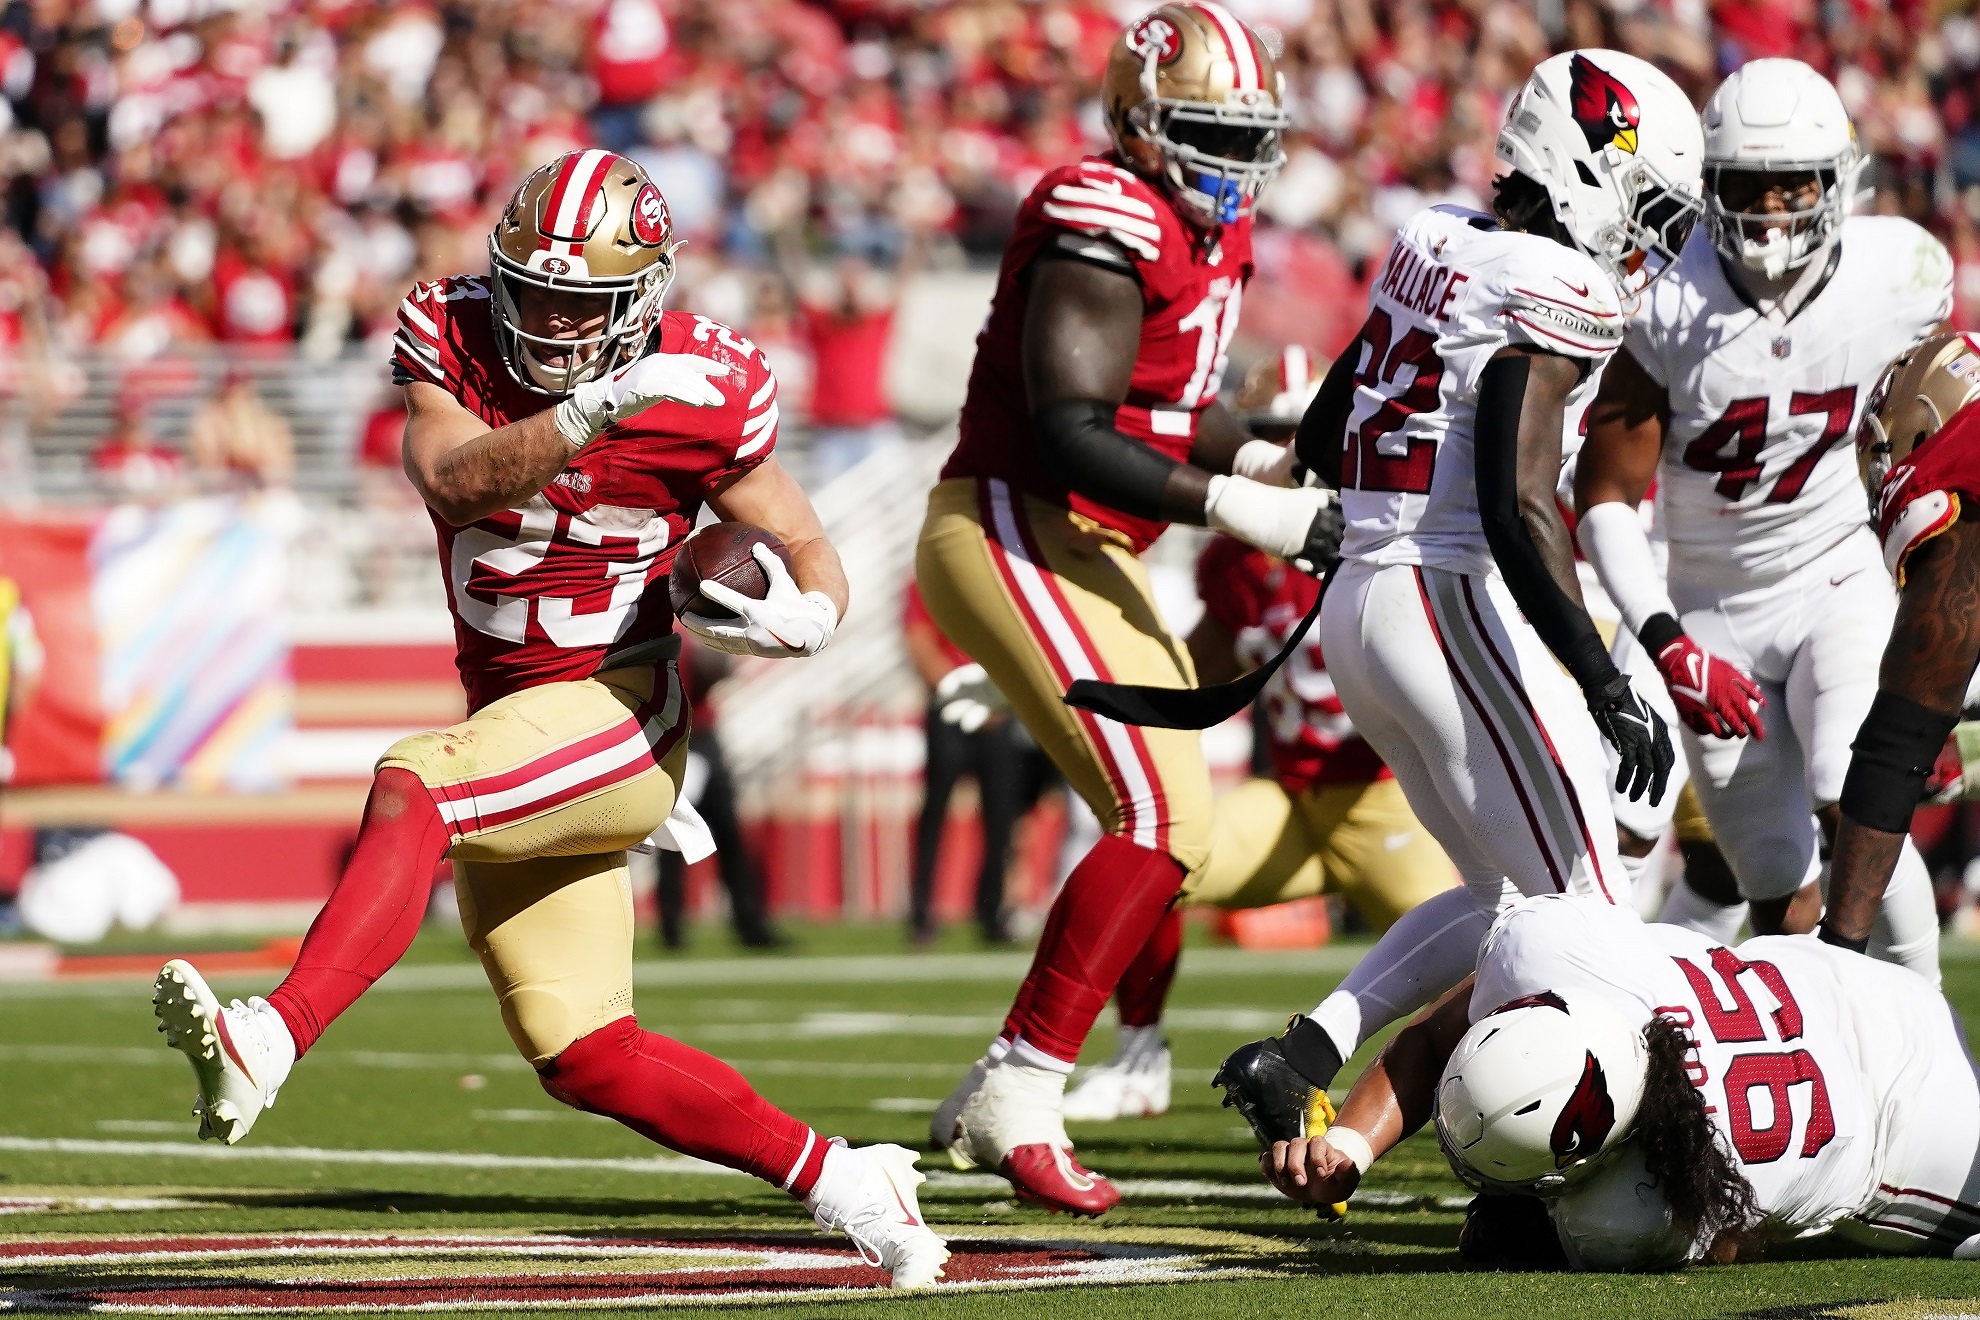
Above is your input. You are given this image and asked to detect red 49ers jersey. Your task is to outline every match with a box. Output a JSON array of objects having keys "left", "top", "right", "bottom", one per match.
[
  {"left": 392, "top": 275, "right": 778, "bottom": 712},
  {"left": 945, "top": 153, "right": 1254, "bottom": 553},
  {"left": 1876, "top": 396, "right": 1980, "bottom": 589},
  {"left": 1195, "top": 536, "right": 1388, "bottom": 792}
]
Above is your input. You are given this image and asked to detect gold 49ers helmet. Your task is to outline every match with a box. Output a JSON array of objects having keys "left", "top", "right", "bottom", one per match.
[
  {"left": 1858, "top": 331, "right": 1980, "bottom": 507},
  {"left": 1236, "top": 344, "right": 1323, "bottom": 436},
  {"left": 1104, "top": 3, "right": 1288, "bottom": 229},
  {"left": 489, "top": 149, "right": 679, "bottom": 395}
]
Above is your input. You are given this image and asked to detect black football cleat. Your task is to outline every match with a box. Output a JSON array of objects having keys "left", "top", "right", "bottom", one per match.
[{"left": 1213, "top": 1015, "right": 1347, "bottom": 1219}]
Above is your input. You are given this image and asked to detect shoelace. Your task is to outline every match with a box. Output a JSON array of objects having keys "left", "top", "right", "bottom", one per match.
[{"left": 817, "top": 1199, "right": 895, "bottom": 1269}]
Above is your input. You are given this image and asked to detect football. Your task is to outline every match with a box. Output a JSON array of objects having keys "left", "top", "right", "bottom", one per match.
[{"left": 668, "top": 521, "right": 793, "bottom": 621}]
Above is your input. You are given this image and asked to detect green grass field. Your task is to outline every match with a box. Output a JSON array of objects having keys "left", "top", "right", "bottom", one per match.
[{"left": 2, "top": 922, "right": 1978, "bottom": 1316}]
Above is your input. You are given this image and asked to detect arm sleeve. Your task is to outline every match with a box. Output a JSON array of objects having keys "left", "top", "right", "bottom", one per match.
[
  {"left": 1474, "top": 354, "right": 1620, "bottom": 693},
  {"left": 1033, "top": 398, "right": 1201, "bottom": 523},
  {"left": 1577, "top": 501, "right": 1679, "bottom": 637}
]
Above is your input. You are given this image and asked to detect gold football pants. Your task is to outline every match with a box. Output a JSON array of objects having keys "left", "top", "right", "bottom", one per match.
[
  {"left": 916, "top": 478, "right": 1213, "bottom": 880},
  {"left": 1191, "top": 775, "right": 1458, "bottom": 929},
  {"left": 378, "top": 660, "right": 687, "bottom": 1065}
]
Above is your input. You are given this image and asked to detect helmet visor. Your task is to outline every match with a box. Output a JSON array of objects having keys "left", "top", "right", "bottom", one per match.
[
  {"left": 488, "top": 246, "right": 670, "bottom": 395},
  {"left": 1615, "top": 164, "right": 1704, "bottom": 291},
  {"left": 1148, "top": 100, "right": 1288, "bottom": 224}
]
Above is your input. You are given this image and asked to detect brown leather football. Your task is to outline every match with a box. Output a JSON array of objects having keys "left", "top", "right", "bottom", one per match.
[{"left": 668, "top": 521, "right": 793, "bottom": 621}]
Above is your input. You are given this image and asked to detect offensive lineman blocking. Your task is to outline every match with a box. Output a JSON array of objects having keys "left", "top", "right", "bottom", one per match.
[
  {"left": 150, "top": 151, "right": 947, "bottom": 1286},
  {"left": 918, "top": 3, "right": 1342, "bottom": 1214}
]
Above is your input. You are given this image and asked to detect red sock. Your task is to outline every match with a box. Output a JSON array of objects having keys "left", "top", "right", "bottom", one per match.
[
  {"left": 1003, "top": 835, "right": 1185, "bottom": 1063},
  {"left": 542, "top": 1015, "right": 829, "bottom": 1197},
  {"left": 1115, "top": 905, "right": 1182, "bottom": 1028},
  {"left": 266, "top": 769, "right": 450, "bottom": 1058}
]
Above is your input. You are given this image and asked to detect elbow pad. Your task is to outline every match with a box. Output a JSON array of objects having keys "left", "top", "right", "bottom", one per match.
[{"left": 1032, "top": 398, "right": 1190, "bottom": 521}]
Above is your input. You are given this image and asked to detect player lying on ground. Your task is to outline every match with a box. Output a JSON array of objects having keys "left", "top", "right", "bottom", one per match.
[
  {"left": 149, "top": 151, "right": 946, "bottom": 1287},
  {"left": 1066, "top": 351, "right": 1458, "bottom": 1125},
  {"left": 1213, "top": 49, "right": 1693, "bottom": 1160},
  {"left": 918, "top": 3, "right": 1344, "bottom": 1215},
  {"left": 1261, "top": 893, "right": 1980, "bottom": 1267},
  {"left": 1824, "top": 333, "right": 1980, "bottom": 956},
  {"left": 1576, "top": 58, "right": 1950, "bottom": 979}
]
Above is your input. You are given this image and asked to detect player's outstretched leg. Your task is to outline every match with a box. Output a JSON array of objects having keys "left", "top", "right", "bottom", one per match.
[
  {"left": 543, "top": 1016, "right": 948, "bottom": 1287},
  {"left": 152, "top": 767, "right": 450, "bottom": 1143},
  {"left": 1063, "top": 906, "right": 1178, "bottom": 1122}
]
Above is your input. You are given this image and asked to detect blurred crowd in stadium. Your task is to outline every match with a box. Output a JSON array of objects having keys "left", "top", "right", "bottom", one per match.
[{"left": 6, "top": 0, "right": 1980, "bottom": 457}]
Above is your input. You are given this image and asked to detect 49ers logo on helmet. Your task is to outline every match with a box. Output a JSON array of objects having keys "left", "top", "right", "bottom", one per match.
[
  {"left": 631, "top": 184, "right": 671, "bottom": 246},
  {"left": 1568, "top": 53, "right": 1640, "bottom": 156},
  {"left": 1126, "top": 13, "right": 1182, "bottom": 63},
  {"left": 1549, "top": 1050, "right": 1618, "bottom": 1166}
]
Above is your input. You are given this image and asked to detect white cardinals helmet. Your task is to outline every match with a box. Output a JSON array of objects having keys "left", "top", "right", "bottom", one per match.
[
  {"left": 1702, "top": 59, "right": 1861, "bottom": 282},
  {"left": 1496, "top": 49, "right": 1705, "bottom": 292},
  {"left": 1435, "top": 989, "right": 1648, "bottom": 1195}
]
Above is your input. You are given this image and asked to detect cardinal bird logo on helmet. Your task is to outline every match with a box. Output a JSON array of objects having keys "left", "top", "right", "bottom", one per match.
[
  {"left": 1550, "top": 1050, "right": 1618, "bottom": 1166},
  {"left": 1568, "top": 53, "right": 1640, "bottom": 156}
]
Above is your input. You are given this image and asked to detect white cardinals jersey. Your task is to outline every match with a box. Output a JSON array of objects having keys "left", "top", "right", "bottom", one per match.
[
  {"left": 1338, "top": 206, "right": 1623, "bottom": 577},
  {"left": 1470, "top": 895, "right": 1963, "bottom": 1265},
  {"left": 1625, "top": 217, "right": 1952, "bottom": 590}
]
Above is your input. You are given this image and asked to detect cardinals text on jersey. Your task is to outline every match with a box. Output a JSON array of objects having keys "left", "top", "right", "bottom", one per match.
[
  {"left": 1335, "top": 206, "right": 1624, "bottom": 576},
  {"left": 394, "top": 276, "right": 779, "bottom": 712},
  {"left": 1628, "top": 216, "right": 1952, "bottom": 589},
  {"left": 1876, "top": 376, "right": 1980, "bottom": 587},
  {"left": 945, "top": 154, "right": 1254, "bottom": 552},
  {"left": 1195, "top": 536, "right": 1386, "bottom": 790}
]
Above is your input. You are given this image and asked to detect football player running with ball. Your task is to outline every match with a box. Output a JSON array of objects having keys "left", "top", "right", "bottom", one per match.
[
  {"left": 918, "top": 4, "right": 1341, "bottom": 1214},
  {"left": 1064, "top": 349, "right": 1459, "bottom": 1125},
  {"left": 1575, "top": 60, "right": 1952, "bottom": 978},
  {"left": 1214, "top": 50, "right": 1693, "bottom": 1151},
  {"left": 150, "top": 152, "right": 947, "bottom": 1287},
  {"left": 1262, "top": 894, "right": 1980, "bottom": 1267},
  {"left": 1825, "top": 336, "right": 1980, "bottom": 955}
]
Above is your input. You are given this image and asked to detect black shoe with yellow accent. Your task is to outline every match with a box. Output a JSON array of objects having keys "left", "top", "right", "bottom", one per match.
[{"left": 1211, "top": 1014, "right": 1348, "bottom": 1218}]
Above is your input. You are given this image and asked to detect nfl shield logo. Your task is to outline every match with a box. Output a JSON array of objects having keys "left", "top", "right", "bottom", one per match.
[{"left": 1772, "top": 336, "right": 1792, "bottom": 358}]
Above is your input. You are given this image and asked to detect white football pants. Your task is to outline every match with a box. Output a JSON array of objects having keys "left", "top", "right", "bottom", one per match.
[
  {"left": 1671, "top": 527, "right": 1939, "bottom": 980},
  {"left": 1307, "top": 562, "right": 1631, "bottom": 1061}
]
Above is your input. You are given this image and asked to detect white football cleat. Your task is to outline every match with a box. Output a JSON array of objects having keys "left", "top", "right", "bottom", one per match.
[
  {"left": 953, "top": 1059, "right": 1120, "bottom": 1216},
  {"left": 152, "top": 959, "right": 294, "bottom": 1146},
  {"left": 1063, "top": 1040, "right": 1171, "bottom": 1122},
  {"left": 806, "top": 1140, "right": 950, "bottom": 1288},
  {"left": 931, "top": 1054, "right": 990, "bottom": 1168}
]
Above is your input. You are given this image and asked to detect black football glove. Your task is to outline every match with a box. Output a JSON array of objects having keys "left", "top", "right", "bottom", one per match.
[
  {"left": 1290, "top": 493, "right": 1344, "bottom": 577},
  {"left": 1586, "top": 673, "right": 1673, "bottom": 805}
]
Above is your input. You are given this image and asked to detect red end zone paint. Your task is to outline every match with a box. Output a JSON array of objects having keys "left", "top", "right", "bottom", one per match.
[{"left": 0, "top": 1231, "right": 1239, "bottom": 1310}]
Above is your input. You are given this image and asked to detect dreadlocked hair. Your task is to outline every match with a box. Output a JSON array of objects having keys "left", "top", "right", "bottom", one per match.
[
  {"left": 1635, "top": 1015, "right": 1760, "bottom": 1248},
  {"left": 1492, "top": 171, "right": 1572, "bottom": 247}
]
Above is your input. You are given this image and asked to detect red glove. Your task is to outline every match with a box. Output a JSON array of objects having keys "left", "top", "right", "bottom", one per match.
[{"left": 1653, "top": 634, "right": 1766, "bottom": 741}]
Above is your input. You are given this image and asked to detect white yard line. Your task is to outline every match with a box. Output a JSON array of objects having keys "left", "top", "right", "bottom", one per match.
[{"left": 0, "top": 1135, "right": 1464, "bottom": 1209}]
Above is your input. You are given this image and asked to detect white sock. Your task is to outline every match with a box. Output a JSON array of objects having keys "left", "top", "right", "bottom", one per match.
[
  {"left": 802, "top": 1138, "right": 856, "bottom": 1214},
  {"left": 1620, "top": 840, "right": 1674, "bottom": 921},
  {"left": 1007, "top": 1036, "right": 1075, "bottom": 1074},
  {"left": 1309, "top": 886, "right": 1490, "bottom": 1063},
  {"left": 1657, "top": 874, "right": 1747, "bottom": 945},
  {"left": 1116, "top": 1023, "right": 1165, "bottom": 1069},
  {"left": 246, "top": 997, "right": 296, "bottom": 1094},
  {"left": 986, "top": 1036, "right": 1012, "bottom": 1064},
  {"left": 1871, "top": 838, "right": 1942, "bottom": 986}
]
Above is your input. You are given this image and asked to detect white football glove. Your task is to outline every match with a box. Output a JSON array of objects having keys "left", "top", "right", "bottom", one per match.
[
  {"left": 1204, "top": 474, "right": 1342, "bottom": 571},
  {"left": 934, "top": 663, "right": 1007, "bottom": 733},
  {"left": 680, "top": 544, "right": 839, "bottom": 658},
  {"left": 554, "top": 352, "right": 733, "bottom": 447}
]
